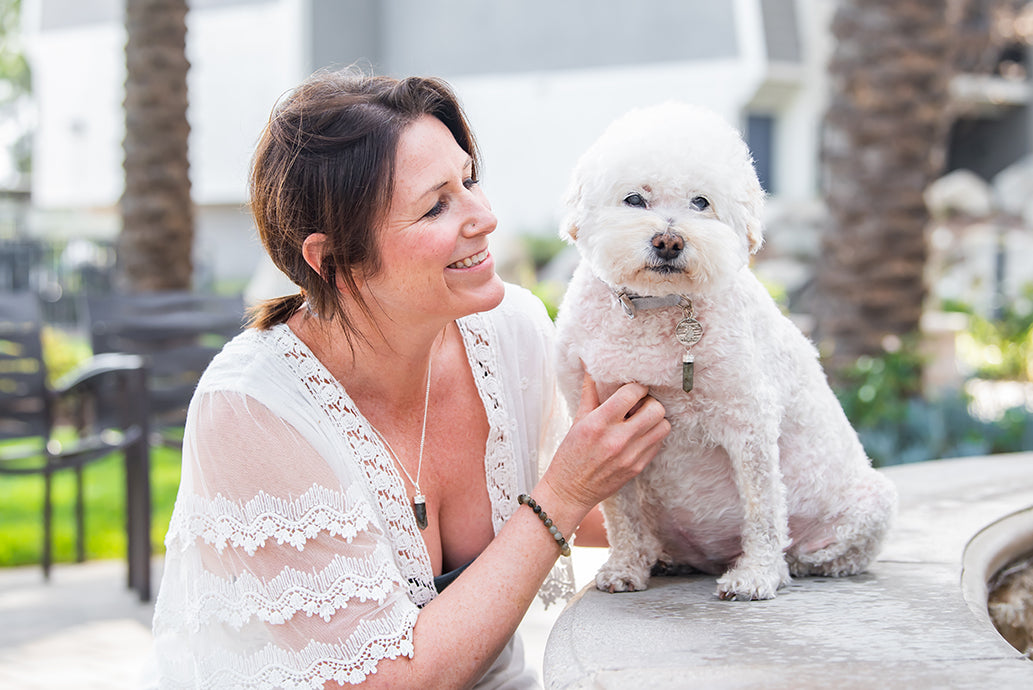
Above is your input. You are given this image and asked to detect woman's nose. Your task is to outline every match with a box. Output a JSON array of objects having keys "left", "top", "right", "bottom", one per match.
[{"left": 463, "top": 189, "right": 497, "bottom": 236}]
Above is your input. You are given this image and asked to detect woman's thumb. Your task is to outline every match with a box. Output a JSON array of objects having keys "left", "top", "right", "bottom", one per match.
[{"left": 576, "top": 367, "right": 600, "bottom": 420}]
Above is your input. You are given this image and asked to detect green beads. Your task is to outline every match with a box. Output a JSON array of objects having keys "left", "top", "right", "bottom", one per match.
[{"left": 518, "top": 493, "right": 571, "bottom": 558}]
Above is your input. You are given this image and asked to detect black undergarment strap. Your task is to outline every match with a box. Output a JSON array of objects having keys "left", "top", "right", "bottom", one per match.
[{"left": 433, "top": 560, "right": 473, "bottom": 593}]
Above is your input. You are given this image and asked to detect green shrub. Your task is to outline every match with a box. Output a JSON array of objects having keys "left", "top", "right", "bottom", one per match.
[
  {"left": 531, "top": 281, "right": 563, "bottom": 321},
  {"left": 522, "top": 234, "right": 568, "bottom": 272},
  {"left": 952, "top": 285, "right": 1033, "bottom": 381},
  {"left": 836, "top": 340, "right": 925, "bottom": 433},
  {"left": 835, "top": 339, "right": 1033, "bottom": 466},
  {"left": 41, "top": 326, "right": 92, "bottom": 386}
]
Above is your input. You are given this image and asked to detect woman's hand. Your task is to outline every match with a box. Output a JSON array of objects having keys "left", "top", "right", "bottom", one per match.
[{"left": 541, "top": 372, "right": 670, "bottom": 519}]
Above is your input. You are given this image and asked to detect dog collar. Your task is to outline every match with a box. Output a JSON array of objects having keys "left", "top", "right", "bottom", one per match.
[
  {"left": 610, "top": 285, "right": 703, "bottom": 393},
  {"left": 613, "top": 288, "right": 687, "bottom": 319}
]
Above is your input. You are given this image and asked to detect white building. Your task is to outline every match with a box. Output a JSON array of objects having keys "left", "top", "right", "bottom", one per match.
[{"left": 18, "top": 0, "right": 848, "bottom": 291}]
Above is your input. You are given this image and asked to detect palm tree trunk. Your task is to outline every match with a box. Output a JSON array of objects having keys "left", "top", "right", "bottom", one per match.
[
  {"left": 120, "top": 0, "right": 193, "bottom": 291},
  {"left": 813, "top": 0, "right": 958, "bottom": 377}
]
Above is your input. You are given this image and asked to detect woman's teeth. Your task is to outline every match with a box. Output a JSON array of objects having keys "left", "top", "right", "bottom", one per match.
[{"left": 448, "top": 249, "right": 488, "bottom": 269}]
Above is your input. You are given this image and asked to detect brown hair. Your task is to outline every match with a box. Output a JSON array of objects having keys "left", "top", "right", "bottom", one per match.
[{"left": 247, "top": 68, "right": 480, "bottom": 339}]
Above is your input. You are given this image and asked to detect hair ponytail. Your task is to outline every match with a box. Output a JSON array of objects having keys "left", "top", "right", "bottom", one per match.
[{"left": 246, "top": 293, "right": 307, "bottom": 330}]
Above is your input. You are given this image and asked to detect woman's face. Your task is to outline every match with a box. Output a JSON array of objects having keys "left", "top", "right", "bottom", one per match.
[{"left": 363, "top": 115, "right": 505, "bottom": 325}]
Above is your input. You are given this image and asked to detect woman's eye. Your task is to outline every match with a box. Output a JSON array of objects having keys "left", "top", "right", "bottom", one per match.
[
  {"left": 691, "top": 196, "right": 710, "bottom": 211},
  {"left": 464, "top": 177, "right": 479, "bottom": 190},
  {"left": 424, "top": 200, "right": 446, "bottom": 219},
  {"left": 623, "top": 193, "right": 648, "bottom": 208}
]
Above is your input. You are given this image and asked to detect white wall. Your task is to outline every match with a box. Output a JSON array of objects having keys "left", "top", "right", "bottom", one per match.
[
  {"left": 27, "top": 21, "right": 126, "bottom": 211},
  {"left": 24, "top": 0, "right": 311, "bottom": 283},
  {"left": 186, "top": 0, "right": 310, "bottom": 206}
]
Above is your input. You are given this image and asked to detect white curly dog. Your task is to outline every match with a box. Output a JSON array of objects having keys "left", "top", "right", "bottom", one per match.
[{"left": 554, "top": 103, "right": 897, "bottom": 601}]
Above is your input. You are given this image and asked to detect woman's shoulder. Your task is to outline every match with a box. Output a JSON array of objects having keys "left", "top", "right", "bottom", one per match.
[
  {"left": 486, "top": 282, "right": 553, "bottom": 331},
  {"left": 196, "top": 323, "right": 299, "bottom": 394},
  {"left": 461, "top": 283, "right": 556, "bottom": 373}
]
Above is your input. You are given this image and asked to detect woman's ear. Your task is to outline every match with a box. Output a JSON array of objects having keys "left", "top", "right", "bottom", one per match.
[
  {"left": 301, "top": 233, "right": 328, "bottom": 277},
  {"left": 304, "top": 232, "right": 368, "bottom": 294}
]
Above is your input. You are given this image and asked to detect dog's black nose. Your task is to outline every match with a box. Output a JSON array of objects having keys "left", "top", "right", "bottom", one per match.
[{"left": 651, "top": 231, "right": 684, "bottom": 260}]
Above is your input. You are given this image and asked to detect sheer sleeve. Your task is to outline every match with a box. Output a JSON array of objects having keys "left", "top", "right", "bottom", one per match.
[
  {"left": 153, "top": 390, "right": 420, "bottom": 689},
  {"left": 480, "top": 284, "right": 575, "bottom": 606}
]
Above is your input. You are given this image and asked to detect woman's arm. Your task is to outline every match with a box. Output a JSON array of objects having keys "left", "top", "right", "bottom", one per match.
[
  {"left": 352, "top": 374, "right": 669, "bottom": 688},
  {"left": 574, "top": 505, "right": 609, "bottom": 548}
]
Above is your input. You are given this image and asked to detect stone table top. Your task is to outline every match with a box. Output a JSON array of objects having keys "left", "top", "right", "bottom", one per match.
[{"left": 544, "top": 453, "right": 1033, "bottom": 689}]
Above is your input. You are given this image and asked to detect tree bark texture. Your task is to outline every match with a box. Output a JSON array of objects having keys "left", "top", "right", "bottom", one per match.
[
  {"left": 120, "top": 0, "right": 193, "bottom": 291},
  {"left": 813, "top": 0, "right": 959, "bottom": 375}
]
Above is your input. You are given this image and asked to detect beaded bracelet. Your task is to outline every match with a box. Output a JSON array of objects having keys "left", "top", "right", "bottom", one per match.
[{"left": 518, "top": 494, "right": 572, "bottom": 557}]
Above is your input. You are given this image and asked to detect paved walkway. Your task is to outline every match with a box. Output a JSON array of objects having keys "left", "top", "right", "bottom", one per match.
[
  {"left": 0, "top": 559, "right": 157, "bottom": 689},
  {"left": 0, "top": 544, "right": 608, "bottom": 689}
]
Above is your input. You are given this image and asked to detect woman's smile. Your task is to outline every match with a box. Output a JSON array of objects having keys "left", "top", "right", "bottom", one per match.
[{"left": 447, "top": 248, "right": 490, "bottom": 270}]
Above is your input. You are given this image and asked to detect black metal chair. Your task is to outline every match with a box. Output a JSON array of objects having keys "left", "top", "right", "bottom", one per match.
[
  {"left": 86, "top": 291, "right": 246, "bottom": 447},
  {"left": 0, "top": 292, "right": 152, "bottom": 600}
]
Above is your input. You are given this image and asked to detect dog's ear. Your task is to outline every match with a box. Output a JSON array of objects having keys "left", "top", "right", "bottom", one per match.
[
  {"left": 739, "top": 163, "right": 766, "bottom": 254},
  {"left": 559, "top": 181, "right": 582, "bottom": 243},
  {"left": 560, "top": 213, "right": 580, "bottom": 243},
  {"left": 744, "top": 191, "right": 764, "bottom": 254}
]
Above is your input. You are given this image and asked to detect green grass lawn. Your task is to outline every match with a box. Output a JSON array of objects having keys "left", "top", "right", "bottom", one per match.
[{"left": 0, "top": 442, "right": 182, "bottom": 567}]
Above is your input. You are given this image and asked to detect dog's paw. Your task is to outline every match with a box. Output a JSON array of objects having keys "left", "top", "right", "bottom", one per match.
[
  {"left": 651, "top": 560, "right": 697, "bottom": 577},
  {"left": 715, "top": 560, "right": 790, "bottom": 601},
  {"left": 595, "top": 562, "right": 650, "bottom": 593}
]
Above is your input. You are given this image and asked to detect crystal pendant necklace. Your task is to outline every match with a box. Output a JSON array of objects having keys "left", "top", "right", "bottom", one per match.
[{"left": 370, "top": 357, "right": 432, "bottom": 530}]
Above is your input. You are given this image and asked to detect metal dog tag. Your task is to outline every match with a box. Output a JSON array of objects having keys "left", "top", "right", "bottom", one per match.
[{"left": 676, "top": 317, "right": 703, "bottom": 347}]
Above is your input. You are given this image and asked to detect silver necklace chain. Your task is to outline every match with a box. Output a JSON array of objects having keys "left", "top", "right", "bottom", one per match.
[{"left": 370, "top": 357, "right": 432, "bottom": 508}]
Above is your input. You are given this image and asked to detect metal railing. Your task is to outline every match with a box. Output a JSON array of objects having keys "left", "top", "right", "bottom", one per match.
[{"left": 0, "top": 237, "right": 117, "bottom": 329}]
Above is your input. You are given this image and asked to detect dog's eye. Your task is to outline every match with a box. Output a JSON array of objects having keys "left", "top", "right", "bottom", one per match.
[
  {"left": 691, "top": 196, "right": 710, "bottom": 211},
  {"left": 623, "top": 193, "right": 648, "bottom": 208}
]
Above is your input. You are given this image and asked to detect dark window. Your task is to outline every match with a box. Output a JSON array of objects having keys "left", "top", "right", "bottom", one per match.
[{"left": 746, "top": 114, "right": 775, "bottom": 195}]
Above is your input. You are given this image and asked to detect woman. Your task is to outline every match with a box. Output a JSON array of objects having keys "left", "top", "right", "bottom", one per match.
[{"left": 151, "top": 69, "right": 670, "bottom": 688}]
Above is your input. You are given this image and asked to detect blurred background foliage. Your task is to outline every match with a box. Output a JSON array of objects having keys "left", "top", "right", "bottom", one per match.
[
  {"left": 835, "top": 334, "right": 1033, "bottom": 466},
  {"left": 951, "top": 285, "right": 1033, "bottom": 381}
]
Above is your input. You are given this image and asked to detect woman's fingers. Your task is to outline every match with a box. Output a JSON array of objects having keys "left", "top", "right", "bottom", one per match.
[
  {"left": 576, "top": 373, "right": 668, "bottom": 450},
  {"left": 574, "top": 369, "right": 601, "bottom": 423},
  {"left": 596, "top": 382, "right": 667, "bottom": 443},
  {"left": 621, "top": 407, "right": 672, "bottom": 471},
  {"left": 607, "top": 392, "right": 669, "bottom": 472},
  {"left": 551, "top": 377, "right": 670, "bottom": 505},
  {"left": 593, "top": 380, "right": 649, "bottom": 421}
]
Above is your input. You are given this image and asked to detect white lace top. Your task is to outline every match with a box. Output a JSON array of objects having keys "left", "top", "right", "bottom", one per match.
[{"left": 151, "top": 284, "right": 574, "bottom": 688}]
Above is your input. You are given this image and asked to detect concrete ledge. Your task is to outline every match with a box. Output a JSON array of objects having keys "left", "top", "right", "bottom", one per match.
[
  {"left": 544, "top": 454, "right": 1033, "bottom": 689},
  {"left": 962, "top": 506, "right": 1033, "bottom": 634}
]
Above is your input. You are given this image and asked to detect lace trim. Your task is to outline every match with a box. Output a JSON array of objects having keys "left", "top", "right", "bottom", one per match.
[
  {"left": 185, "top": 544, "right": 405, "bottom": 630},
  {"left": 160, "top": 602, "right": 419, "bottom": 689},
  {"left": 457, "top": 313, "right": 519, "bottom": 535},
  {"left": 259, "top": 312, "right": 573, "bottom": 613},
  {"left": 459, "top": 308, "right": 574, "bottom": 608},
  {"left": 165, "top": 483, "right": 376, "bottom": 556},
  {"left": 269, "top": 325, "right": 438, "bottom": 608},
  {"left": 494, "top": 294, "right": 577, "bottom": 607}
]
